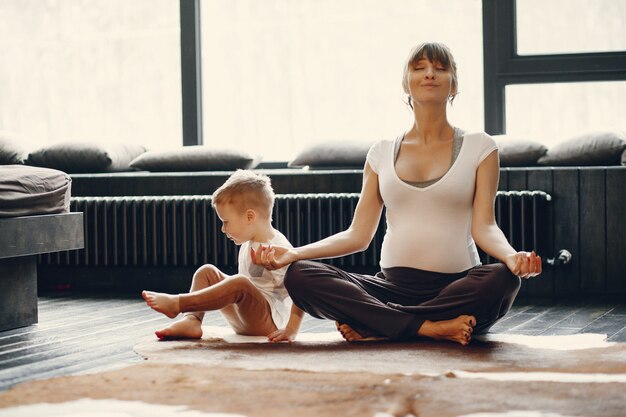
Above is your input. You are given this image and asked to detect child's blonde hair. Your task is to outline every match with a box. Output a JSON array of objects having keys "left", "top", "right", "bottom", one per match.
[{"left": 211, "top": 170, "right": 275, "bottom": 218}]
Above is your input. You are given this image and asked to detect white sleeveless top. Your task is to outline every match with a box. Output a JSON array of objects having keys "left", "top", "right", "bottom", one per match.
[{"left": 367, "top": 131, "right": 498, "bottom": 273}]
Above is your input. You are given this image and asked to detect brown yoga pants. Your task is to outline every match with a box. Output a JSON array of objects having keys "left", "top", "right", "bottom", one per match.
[{"left": 284, "top": 261, "right": 521, "bottom": 340}]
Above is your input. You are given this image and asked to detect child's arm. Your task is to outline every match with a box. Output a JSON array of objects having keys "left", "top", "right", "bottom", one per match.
[{"left": 267, "top": 304, "right": 305, "bottom": 343}]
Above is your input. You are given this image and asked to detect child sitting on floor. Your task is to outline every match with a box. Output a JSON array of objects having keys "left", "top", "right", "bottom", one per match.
[{"left": 142, "top": 170, "right": 304, "bottom": 343}]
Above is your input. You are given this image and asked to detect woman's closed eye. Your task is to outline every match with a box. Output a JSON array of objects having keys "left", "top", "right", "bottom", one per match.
[{"left": 412, "top": 64, "right": 447, "bottom": 71}]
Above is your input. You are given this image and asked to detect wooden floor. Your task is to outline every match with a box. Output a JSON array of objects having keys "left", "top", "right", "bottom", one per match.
[{"left": 1, "top": 291, "right": 625, "bottom": 391}]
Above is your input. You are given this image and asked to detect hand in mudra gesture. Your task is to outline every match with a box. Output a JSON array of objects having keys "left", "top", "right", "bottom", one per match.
[
  {"left": 505, "top": 251, "right": 542, "bottom": 279},
  {"left": 250, "top": 244, "right": 297, "bottom": 271}
]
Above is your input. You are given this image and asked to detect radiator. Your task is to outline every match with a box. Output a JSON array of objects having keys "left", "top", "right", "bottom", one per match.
[
  {"left": 484, "top": 190, "right": 552, "bottom": 264},
  {"left": 40, "top": 191, "right": 551, "bottom": 269}
]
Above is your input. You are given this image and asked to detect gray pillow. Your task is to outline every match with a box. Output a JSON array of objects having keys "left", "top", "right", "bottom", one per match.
[
  {"left": 493, "top": 136, "right": 548, "bottom": 167},
  {"left": 27, "top": 141, "right": 146, "bottom": 173},
  {"left": 0, "top": 134, "right": 28, "bottom": 165},
  {"left": 622, "top": 148, "right": 626, "bottom": 166},
  {"left": 0, "top": 165, "right": 71, "bottom": 218},
  {"left": 538, "top": 131, "right": 626, "bottom": 166},
  {"left": 289, "top": 140, "right": 375, "bottom": 169},
  {"left": 129, "top": 146, "right": 261, "bottom": 172}
]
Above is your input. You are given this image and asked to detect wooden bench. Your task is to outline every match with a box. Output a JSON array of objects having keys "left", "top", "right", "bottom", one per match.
[{"left": 0, "top": 213, "right": 84, "bottom": 331}]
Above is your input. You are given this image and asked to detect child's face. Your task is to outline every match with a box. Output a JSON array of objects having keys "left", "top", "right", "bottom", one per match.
[{"left": 214, "top": 203, "right": 254, "bottom": 245}]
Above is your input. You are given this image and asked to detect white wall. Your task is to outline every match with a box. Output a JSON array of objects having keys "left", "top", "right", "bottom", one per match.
[{"left": 0, "top": 0, "right": 182, "bottom": 152}]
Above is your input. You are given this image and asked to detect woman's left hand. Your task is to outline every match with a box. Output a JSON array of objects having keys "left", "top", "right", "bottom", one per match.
[{"left": 505, "top": 251, "right": 542, "bottom": 279}]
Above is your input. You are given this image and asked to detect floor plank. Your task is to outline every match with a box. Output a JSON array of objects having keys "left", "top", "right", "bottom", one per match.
[{"left": 1, "top": 292, "right": 625, "bottom": 391}]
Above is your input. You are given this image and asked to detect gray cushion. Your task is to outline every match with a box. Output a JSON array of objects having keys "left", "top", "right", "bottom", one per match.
[
  {"left": 129, "top": 146, "right": 261, "bottom": 172},
  {"left": 289, "top": 140, "right": 375, "bottom": 169},
  {"left": 0, "top": 165, "right": 71, "bottom": 218},
  {"left": 27, "top": 141, "right": 146, "bottom": 173},
  {"left": 493, "top": 136, "right": 548, "bottom": 167},
  {"left": 538, "top": 131, "right": 626, "bottom": 166},
  {"left": 0, "top": 134, "right": 28, "bottom": 165}
]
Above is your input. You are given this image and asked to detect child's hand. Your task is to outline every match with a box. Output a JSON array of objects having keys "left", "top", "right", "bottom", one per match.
[{"left": 267, "top": 327, "right": 298, "bottom": 343}]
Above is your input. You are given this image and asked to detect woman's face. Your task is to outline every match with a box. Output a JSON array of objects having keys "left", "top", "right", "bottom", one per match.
[{"left": 407, "top": 57, "right": 456, "bottom": 106}]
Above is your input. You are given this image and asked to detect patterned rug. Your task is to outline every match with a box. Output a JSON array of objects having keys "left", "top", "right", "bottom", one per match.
[{"left": 0, "top": 328, "right": 625, "bottom": 417}]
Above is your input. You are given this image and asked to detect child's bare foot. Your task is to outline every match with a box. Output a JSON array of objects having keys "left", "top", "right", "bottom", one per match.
[
  {"left": 335, "top": 322, "right": 387, "bottom": 342},
  {"left": 155, "top": 315, "right": 203, "bottom": 340},
  {"left": 142, "top": 290, "right": 180, "bottom": 319},
  {"left": 418, "top": 315, "right": 476, "bottom": 346}
]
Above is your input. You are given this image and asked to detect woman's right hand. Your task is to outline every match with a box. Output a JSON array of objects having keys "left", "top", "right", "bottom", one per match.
[
  {"left": 250, "top": 244, "right": 298, "bottom": 270},
  {"left": 504, "top": 251, "right": 542, "bottom": 279}
]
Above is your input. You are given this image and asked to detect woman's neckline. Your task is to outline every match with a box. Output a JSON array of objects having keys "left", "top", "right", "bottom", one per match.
[{"left": 392, "top": 127, "right": 465, "bottom": 191}]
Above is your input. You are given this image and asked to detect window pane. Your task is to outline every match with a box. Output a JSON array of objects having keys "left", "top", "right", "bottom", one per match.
[
  {"left": 516, "top": 0, "right": 626, "bottom": 55},
  {"left": 201, "top": 0, "right": 483, "bottom": 161},
  {"left": 0, "top": 1, "right": 181, "bottom": 151},
  {"left": 505, "top": 82, "right": 626, "bottom": 148}
]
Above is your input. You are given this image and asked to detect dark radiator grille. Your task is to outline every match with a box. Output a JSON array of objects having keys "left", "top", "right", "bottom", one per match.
[
  {"left": 40, "top": 191, "right": 551, "bottom": 269},
  {"left": 484, "top": 190, "right": 552, "bottom": 264}
]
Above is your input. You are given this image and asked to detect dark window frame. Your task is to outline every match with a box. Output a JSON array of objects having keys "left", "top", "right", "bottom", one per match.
[
  {"left": 180, "top": 0, "right": 203, "bottom": 146},
  {"left": 482, "top": 0, "right": 626, "bottom": 135}
]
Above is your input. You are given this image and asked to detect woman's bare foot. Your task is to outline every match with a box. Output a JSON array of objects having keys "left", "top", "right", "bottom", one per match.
[
  {"left": 142, "top": 290, "right": 180, "bottom": 319},
  {"left": 155, "top": 315, "right": 203, "bottom": 340},
  {"left": 335, "top": 322, "right": 387, "bottom": 342},
  {"left": 418, "top": 315, "right": 476, "bottom": 346}
]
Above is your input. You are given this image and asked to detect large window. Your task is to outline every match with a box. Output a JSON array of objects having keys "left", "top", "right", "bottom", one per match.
[
  {"left": 200, "top": 0, "right": 483, "bottom": 162},
  {"left": 506, "top": 81, "right": 626, "bottom": 147},
  {"left": 0, "top": 0, "right": 181, "bottom": 152},
  {"left": 3, "top": 1, "right": 623, "bottom": 157},
  {"left": 483, "top": 0, "right": 626, "bottom": 140},
  {"left": 516, "top": 0, "right": 626, "bottom": 55}
]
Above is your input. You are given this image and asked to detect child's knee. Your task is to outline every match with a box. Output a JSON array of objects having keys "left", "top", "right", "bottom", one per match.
[
  {"left": 194, "top": 264, "right": 222, "bottom": 283},
  {"left": 227, "top": 274, "right": 255, "bottom": 291},
  {"left": 224, "top": 275, "right": 259, "bottom": 304}
]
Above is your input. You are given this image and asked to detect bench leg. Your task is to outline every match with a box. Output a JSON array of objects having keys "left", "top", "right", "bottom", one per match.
[{"left": 0, "top": 256, "right": 38, "bottom": 331}]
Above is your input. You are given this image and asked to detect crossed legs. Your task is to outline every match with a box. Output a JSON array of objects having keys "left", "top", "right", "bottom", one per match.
[{"left": 285, "top": 261, "right": 519, "bottom": 346}]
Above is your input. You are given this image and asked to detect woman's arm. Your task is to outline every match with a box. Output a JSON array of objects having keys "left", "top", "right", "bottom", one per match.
[
  {"left": 253, "top": 162, "right": 384, "bottom": 269},
  {"left": 471, "top": 150, "right": 542, "bottom": 278}
]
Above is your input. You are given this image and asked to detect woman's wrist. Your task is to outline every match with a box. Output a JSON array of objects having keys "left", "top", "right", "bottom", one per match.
[
  {"left": 291, "top": 248, "right": 303, "bottom": 262},
  {"left": 503, "top": 252, "right": 517, "bottom": 261}
]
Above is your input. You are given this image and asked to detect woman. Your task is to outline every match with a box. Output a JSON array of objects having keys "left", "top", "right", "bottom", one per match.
[{"left": 253, "top": 42, "right": 541, "bottom": 345}]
